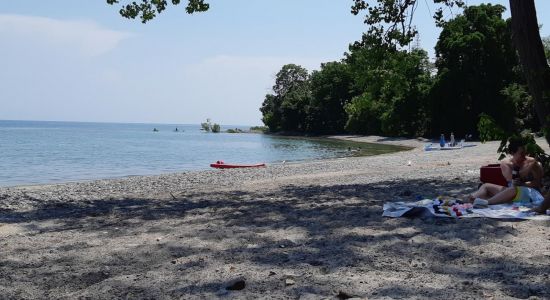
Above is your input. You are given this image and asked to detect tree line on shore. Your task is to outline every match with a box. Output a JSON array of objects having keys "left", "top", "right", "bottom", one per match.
[{"left": 260, "top": 4, "right": 549, "bottom": 140}]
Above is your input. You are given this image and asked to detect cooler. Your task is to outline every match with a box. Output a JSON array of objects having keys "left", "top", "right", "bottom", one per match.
[{"left": 480, "top": 164, "right": 507, "bottom": 187}]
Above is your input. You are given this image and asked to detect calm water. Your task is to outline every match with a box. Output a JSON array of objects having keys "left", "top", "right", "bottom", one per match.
[{"left": 0, "top": 120, "right": 405, "bottom": 187}]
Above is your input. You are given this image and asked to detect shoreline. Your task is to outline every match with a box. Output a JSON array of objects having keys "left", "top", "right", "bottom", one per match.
[
  {"left": 1, "top": 137, "right": 549, "bottom": 299},
  {"left": 0, "top": 135, "right": 414, "bottom": 190},
  {"left": 2, "top": 137, "right": 548, "bottom": 207}
]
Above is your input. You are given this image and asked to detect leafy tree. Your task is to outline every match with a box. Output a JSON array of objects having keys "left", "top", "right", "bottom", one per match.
[
  {"left": 345, "top": 92, "right": 384, "bottom": 135},
  {"left": 108, "top": 0, "right": 550, "bottom": 145},
  {"left": 211, "top": 123, "right": 221, "bottom": 133},
  {"left": 307, "top": 62, "right": 357, "bottom": 134},
  {"left": 200, "top": 118, "right": 211, "bottom": 131},
  {"left": 106, "top": 0, "right": 208, "bottom": 23},
  {"left": 500, "top": 83, "right": 538, "bottom": 132},
  {"left": 429, "top": 4, "right": 520, "bottom": 137},
  {"left": 344, "top": 43, "right": 432, "bottom": 136},
  {"left": 544, "top": 36, "right": 550, "bottom": 64},
  {"left": 272, "top": 64, "right": 309, "bottom": 97},
  {"left": 351, "top": 0, "right": 550, "bottom": 145},
  {"left": 260, "top": 94, "right": 283, "bottom": 132},
  {"left": 260, "top": 64, "right": 310, "bottom": 132},
  {"left": 279, "top": 82, "right": 311, "bottom": 132},
  {"left": 508, "top": 0, "right": 550, "bottom": 146},
  {"left": 477, "top": 113, "right": 506, "bottom": 142}
]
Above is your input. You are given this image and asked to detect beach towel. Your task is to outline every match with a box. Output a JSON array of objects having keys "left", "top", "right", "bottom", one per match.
[{"left": 383, "top": 198, "right": 550, "bottom": 220}]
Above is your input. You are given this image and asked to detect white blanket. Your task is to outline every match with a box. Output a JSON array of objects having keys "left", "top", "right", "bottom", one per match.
[{"left": 383, "top": 199, "right": 550, "bottom": 220}]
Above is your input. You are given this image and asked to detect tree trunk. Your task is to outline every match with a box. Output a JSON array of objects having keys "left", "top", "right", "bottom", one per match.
[{"left": 509, "top": 0, "right": 550, "bottom": 147}]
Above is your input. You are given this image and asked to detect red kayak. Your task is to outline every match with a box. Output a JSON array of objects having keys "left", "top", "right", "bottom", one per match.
[{"left": 210, "top": 160, "right": 266, "bottom": 169}]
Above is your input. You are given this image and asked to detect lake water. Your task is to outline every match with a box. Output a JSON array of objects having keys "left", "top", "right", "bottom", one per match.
[{"left": 0, "top": 120, "right": 406, "bottom": 187}]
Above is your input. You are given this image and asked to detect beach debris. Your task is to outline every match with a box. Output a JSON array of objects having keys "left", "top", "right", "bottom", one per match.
[
  {"left": 336, "top": 291, "right": 358, "bottom": 299},
  {"left": 307, "top": 259, "right": 323, "bottom": 266},
  {"left": 399, "top": 190, "right": 412, "bottom": 196},
  {"left": 407, "top": 160, "right": 412, "bottom": 166},
  {"left": 225, "top": 277, "right": 246, "bottom": 290},
  {"left": 299, "top": 293, "right": 327, "bottom": 300},
  {"left": 285, "top": 278, "right": 295, "bottom": 286}
]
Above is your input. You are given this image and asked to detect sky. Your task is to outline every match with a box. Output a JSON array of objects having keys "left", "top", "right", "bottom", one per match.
[{"left": 0, "top": 0, "right": 549, "bottom": 126}]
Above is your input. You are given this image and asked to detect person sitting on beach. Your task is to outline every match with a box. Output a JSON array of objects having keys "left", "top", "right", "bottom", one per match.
[{"left": 467, "top": 137, "right": 544, "bottom": 207}]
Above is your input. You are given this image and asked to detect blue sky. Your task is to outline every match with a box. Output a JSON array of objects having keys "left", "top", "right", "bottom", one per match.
[{"left": 0, "top": 0, "right": 549, "bottom": 125}]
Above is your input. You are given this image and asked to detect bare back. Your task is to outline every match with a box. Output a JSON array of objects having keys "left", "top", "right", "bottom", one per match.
[{"left": 500, "top": 157, "right": 543, "bottom": 189}]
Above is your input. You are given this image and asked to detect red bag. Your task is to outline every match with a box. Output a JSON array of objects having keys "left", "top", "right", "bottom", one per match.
[{"left": 480, "top": 164, "right": 507, "bottom": 187}]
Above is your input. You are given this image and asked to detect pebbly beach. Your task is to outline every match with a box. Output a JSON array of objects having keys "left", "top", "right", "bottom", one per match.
[{"left": 1, "top": 136, "right": 549, "bottom": 299}]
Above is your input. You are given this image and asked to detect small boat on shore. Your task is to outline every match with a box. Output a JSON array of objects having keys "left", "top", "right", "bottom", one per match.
[
  {"left": 424, "top": 139, "right": 476, "bottom": 151},
  {"left": 424, "top": 144, "right": 463, "bottom": 151},
  {"left": 210, "top": 160, "right": 266, "bottom": 169}
]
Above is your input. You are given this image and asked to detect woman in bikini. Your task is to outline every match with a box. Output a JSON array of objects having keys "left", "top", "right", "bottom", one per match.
[{"left": 467, "top": 137, "right": 545, "bottom": 207}]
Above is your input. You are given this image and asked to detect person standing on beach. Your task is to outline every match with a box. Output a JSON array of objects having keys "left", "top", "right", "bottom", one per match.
[
  {"left": 450, "top": 132, "right": 455, "bottom": 147},
  {"left": 439, "top": 134, "right": 446, "bottom": 147}
]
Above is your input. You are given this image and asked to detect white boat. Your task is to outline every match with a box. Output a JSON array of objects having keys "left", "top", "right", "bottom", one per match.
[{"left": 424, "top": 141, "right": 471, "bottom": 151}]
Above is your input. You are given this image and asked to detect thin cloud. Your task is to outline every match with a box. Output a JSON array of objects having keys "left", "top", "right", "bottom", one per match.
[{"left": 0, "top": 14, "right": 133, "bottom": 57}]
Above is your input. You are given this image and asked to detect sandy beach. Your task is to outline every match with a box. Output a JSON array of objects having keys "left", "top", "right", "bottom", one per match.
[{"left": 1, "top": 136, "right": 549, "bottom": 299}]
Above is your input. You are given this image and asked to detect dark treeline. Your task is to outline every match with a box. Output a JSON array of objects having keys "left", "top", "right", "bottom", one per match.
[{"left": 260, "top": 4, "right": 548, "bottom": 139}]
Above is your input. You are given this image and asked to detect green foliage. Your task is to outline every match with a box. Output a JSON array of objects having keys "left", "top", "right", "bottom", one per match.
[
  {"left": 500, "top": 83, "right": 539, "bottom": 132},
  {"left": 351, "top": 0, "right": 465, "bottom": 48},
  {"left": 307, "top": 62, "right": 357, "bottom": 133},
  {"left": 430, "top": 4, "right": 520, "bottom": 137},
  {"left": 345, "top": 92, "right": 384, "bottom": 134},
  {"left": 260, "top": 64, "right": 310, "bottom": 133},
  {"left": 279, "top": 83, "right": 311, "bottom": 132},
  {"left": 109, "top": 1, "right": 544, "bottom": 141},
  {"left": 200, "top": 121, "right": 210, "bottom": 132},
  {"left": 201, "top": 118, "right": 219, "bottom": 132},
  {"left": 344, "top": 44, "right": 432, "bottom": 136},
  {"left": 259, "top": 49, "right": 432, "bottom": 137},
  {"left": 249, "top": 126, "right": 268, "bottom": 133},
  {"left": 226, "top": 128, "right": 246, "bottom": 133},
  {"left": 477, "top": 113, "right": 506, "bottom": 142},
  {"left": 272, "top": 64, "right": 309, "bottom": 97},
  {"left": 106, "top": 0, "right": 209, "bottom": 23},
  {"left": 256, "top": 4, "right": 540, "bottom": 140},
  {"left": 544, "top": 36, "right": 550, "bottom": 64}
]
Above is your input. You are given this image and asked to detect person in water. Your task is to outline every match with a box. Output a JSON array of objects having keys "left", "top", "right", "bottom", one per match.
[{"left": 467, "top": 137, "right": 544, "bottom": 207}]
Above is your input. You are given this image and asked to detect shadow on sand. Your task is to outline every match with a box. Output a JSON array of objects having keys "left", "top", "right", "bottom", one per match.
[{"left": 0, "top": 178, "right": 548, "bottom": 298}]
